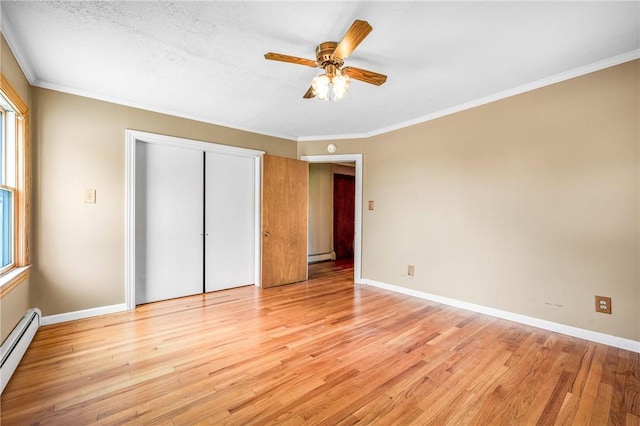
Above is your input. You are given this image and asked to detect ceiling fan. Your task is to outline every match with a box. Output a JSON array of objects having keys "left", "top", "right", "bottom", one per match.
[{"left": 264, "top": 20, "right": 387, "bottom": 101}]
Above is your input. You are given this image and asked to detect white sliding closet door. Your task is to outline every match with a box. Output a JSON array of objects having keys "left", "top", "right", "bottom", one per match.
[
  {"left": 135, "top": 142, "right": 204, "bottom": 304},
  {"left": 204, "top": 152, "right": 255, "bottom": 292}
]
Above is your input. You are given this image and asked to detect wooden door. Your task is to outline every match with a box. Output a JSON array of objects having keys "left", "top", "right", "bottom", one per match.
[
  {"left": 333, "top": 174, "right": 355, "bottom": 259},
  {"left": 261, "top": 154, "right": 308, "bottom": 288}
]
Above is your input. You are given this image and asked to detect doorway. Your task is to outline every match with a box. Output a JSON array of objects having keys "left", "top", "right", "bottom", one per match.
[
  {"left": 333, "top": 173, "right": 355, "bottom": 261},
  {"left": 301, "top": 154, "right": 363, "bottom": 284}
]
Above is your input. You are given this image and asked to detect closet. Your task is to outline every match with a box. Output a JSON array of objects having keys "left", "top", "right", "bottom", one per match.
[{"left": 135, "top": 140, "right": 257, "bottom": 304}]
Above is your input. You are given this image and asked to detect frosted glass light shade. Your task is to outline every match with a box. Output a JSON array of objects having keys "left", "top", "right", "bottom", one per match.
[
  {"left": 311, "top": 74, "right": 331, "bottom": 100},
  {"left": 311, "top": 70, "right": 350, "bottom": 101}
]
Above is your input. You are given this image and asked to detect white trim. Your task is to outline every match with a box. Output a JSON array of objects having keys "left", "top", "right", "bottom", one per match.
[
  {"left": 124, "top": 133, "right": 136, "bottom": 310},
  {"left": 301, "top": 154, "right": 363, "bottom": 284},
  {"left": 297, "top": 133, "right": 369, "bottom": 143},
  {"left": 2, "top": 12, "right": 634, "bottom": 144},
  {"left": 0, "top": 13, "right": 37, "bottom": 84},
  {"left": 125, "top": 130, "right": 264, "bottom": 157},
  {"left": 125, "top": 130, "right": 264, "bottom": 309},
  {"left": 254, "top": 155, "right": 262, "bottom": 288},
  {"left": 364, "top": 279, "right": 640, "bottom": 354},
  {"left": 298, "top": 50, "right": 640, "bottom": 142},
  {"left": 36, "top": 81, "right": 299, "bottom": 142},
  {"left": 41, "top": 304, "right": 126, "bottom": 326},
  {"left": 297, "top": 132, "right": 371, "bottom": 143}
]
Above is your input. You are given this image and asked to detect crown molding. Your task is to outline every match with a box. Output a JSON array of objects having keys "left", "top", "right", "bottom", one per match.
[
  {"left": 1, "top": 15, "right": 296, "bottom": 141},
  {"left": 299, "top": 49, "right": 640, "bottom": 142},
  {"left": 33, "top": 80, "right": 299, "bottom": 141},
  {"left": 297, "top": 131, "right": 370, "bottom": 142},
  {"left": 0, "top": 10, "right": 37, "bottom": 84},
  {"left": 2, "top": 12, "right": 637, "bottom": 143}
]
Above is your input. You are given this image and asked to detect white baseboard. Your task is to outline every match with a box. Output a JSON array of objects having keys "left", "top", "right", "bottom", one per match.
[
  {"left": 363, "top": 279, "right": 640, "bottom": 354},
  {"left": 308, "top": 252, "right": 336, "bottom": 263},
  {"left": 41, "top": 303, "right": 128, "bottom": 326}
]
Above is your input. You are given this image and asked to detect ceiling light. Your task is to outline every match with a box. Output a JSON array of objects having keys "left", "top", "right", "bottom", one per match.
[
  {"left": 265, "top": 20, "right": 386, "bottom": 101},
  {"left": 311, "top": 69, "right": 350, "bottom": 101}
]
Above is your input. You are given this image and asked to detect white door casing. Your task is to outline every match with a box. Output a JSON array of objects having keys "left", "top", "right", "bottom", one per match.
[
  {"left": 300, "top": 154, "right": 363, "bottom": 284},
  {"left": 125, "top": 130, "right": 263, "bottom": 309}
]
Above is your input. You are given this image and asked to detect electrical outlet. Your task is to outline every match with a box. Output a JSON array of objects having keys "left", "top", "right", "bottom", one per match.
[
  {"left": 595, "top": 296, "right": 611, "bottom": 314},
  {"left": 368, "top": 200, "right": 375, "bottom": 210},
  {"left": 84, "top": 189, "right": 96, "bottom": 204},
  {"left": 407, "top": 265, "right": 415, "bottom": 277}
]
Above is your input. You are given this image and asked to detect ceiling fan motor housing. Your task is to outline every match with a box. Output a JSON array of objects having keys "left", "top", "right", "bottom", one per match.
[{"left": 316, "top": 42, "right": 344, "bottom": 69}]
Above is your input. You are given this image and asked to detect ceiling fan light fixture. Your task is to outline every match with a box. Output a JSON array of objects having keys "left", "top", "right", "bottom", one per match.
[
  {"left": 265, "top": 20, "right": 385, "bottom": 100},
  {"left": 311, "top": 70, "right": 350, "bottom": 101}
]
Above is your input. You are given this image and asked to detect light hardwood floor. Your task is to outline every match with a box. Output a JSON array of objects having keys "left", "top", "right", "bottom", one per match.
[
  {"left": 308, "top": 258, "right": 354, "bottom": 280},
  {"left": 2, "top": 266, "right": 639, "bottom": 425}
]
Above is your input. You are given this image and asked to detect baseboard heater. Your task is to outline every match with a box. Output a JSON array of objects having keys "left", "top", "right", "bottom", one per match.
[
  {"left": 1, "top": 308, "right": 41, "bottom": 394},
  {"left": 308, "top": 251, "right": 336, "bottom": 263}
]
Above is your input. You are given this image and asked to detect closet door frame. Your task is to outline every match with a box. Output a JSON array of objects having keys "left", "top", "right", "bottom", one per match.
[{"left": 124, "top": 130, "right": 264, "bottom": 310}]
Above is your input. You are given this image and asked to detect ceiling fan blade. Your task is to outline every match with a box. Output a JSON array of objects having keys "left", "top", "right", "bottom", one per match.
[
  {"left": 303, "top": 86, "right": 316, "bottom": 99},
  {"left": 331, "top": 20, "right": 372, "bottom": 60},
  {"left": 342, "top": 66, "right": 387, "bottom": 86},
  {"left": 264, "top": 52, "right": 318, "bottom": 68}
]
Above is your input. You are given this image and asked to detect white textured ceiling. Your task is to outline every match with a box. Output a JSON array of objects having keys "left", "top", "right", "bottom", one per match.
[{"left": 1, "top": 1, "right": 638, "bottom": 141}]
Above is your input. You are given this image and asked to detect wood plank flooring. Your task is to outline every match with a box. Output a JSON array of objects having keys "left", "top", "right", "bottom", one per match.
[
  {"left": 308, "top": 258, "right": 353, "bottom": 280},
  {"left": 2, "top": 266, "right": 639, "bottom": 425}
]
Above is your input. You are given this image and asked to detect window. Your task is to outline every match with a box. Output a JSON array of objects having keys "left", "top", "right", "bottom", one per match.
[
  {"left": 1, "top": 105, "right": 14, "bottom": 272},
  {"left": 0, "top": 74, "right": 29, "bottom": 279},
  {"left": 1, "top": 186, "right": 13, "bottom": 271}
]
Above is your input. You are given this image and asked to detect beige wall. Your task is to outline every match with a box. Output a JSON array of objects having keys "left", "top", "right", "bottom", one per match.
[
  {"left": 31, "top": 88, "right": 296, "bottom": 316},
  {"left": 1, "top": 34, "right": 32, "bottom": 343},
  {"left": 1, "top": 281, "right": 30, "bottom": 342},
  {"left": 308, "top": 163, "right": 334, "bottom": 256},
  {"left": 300, "top": 60, "right": 640, "bottom": 341},
  {"left": 5, "top": 25, "right": 639, "bottom": 343},
  {"left": 1, "top": 34, "right": 31, "bottom": 106}
]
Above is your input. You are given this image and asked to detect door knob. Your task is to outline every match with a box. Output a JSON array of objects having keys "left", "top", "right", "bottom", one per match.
[{"left": 263, "top": 231, "right": 271, "bottom": 237}]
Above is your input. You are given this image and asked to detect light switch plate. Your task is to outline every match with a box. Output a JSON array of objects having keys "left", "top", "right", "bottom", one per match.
[
  {"left": 408, "top": 265, "right": 415, "bottom": 276},
  {"left": 84, "top": 189, "right": 96, "bottom": 204}
]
